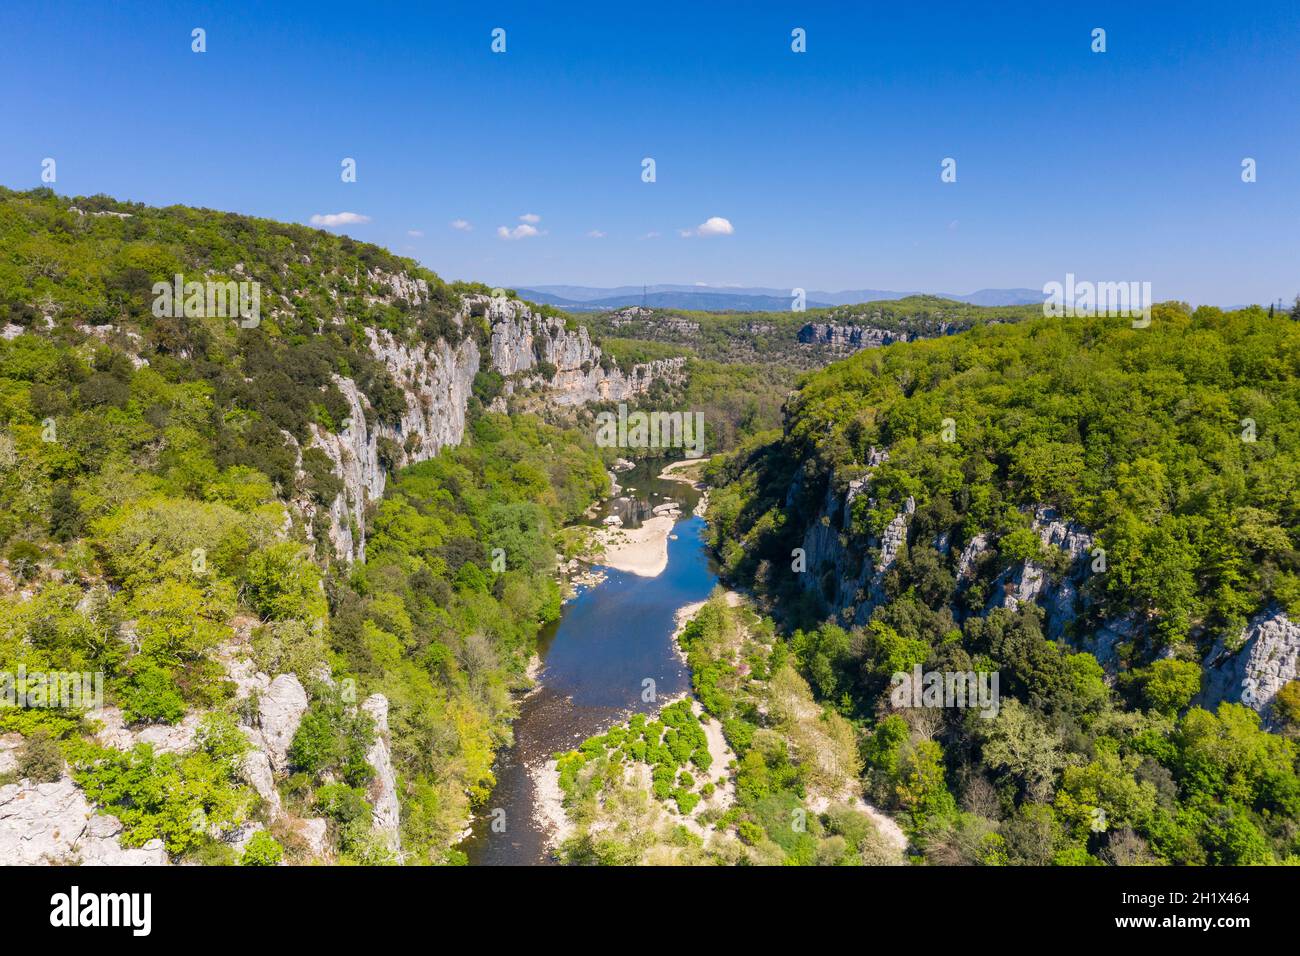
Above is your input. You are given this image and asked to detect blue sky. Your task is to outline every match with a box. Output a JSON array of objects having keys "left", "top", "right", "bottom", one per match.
[{"left": 1, "top": 1, "right": 1297, "bottom": 304}]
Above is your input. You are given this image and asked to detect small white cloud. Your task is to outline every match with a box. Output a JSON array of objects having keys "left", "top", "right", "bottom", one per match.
[
  {"left": 310, "top": 211, "right": 371, "bottom": 227},
  {"left": 497, "top": 223, "right": 540, "bottom": 240},
  {"left": 693, "top": 216, "right": 734, "bottom": 237},
  {"left": 587, "top": 230, "right": 606, "bottom": 239},
  {"left": 407, "top": 229, "right": 424, "bottom": 238},
  {"left": 641, "top": 231, "right": 661, "bottom": 239},
  {"left": 519, "top": 213, "right": 541, "bottom": 224},
  {"left": 450, "top": 219, "right": 472, "bottom": 232}
]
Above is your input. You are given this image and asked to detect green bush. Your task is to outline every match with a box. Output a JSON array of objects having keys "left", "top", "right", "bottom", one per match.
[
  {"left": 240, "top": 830, "right": 284, "bottom": 866},
  {"left": 117, "top": 665, "right": 186, "bottom": 724},
  {"left": 17, "top": 729, "right": 64, "bottom": 782}
]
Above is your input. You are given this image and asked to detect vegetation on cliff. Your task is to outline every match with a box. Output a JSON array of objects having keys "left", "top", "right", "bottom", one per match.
[
  {"left": 0, "top": 188, "right": 606, "bottom": 863},
  {"left": 706, "top": 306, "right": 1300, "bottom": 864}
]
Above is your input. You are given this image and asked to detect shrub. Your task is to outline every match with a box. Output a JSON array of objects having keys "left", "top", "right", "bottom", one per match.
[
  {"left": 314, "top": 783, "right": 371, "bottom": 824},
  {"left": 240, "top": 830, "right": 284, "bottom": 866},
  {"left": 117, "top": 665, "right": 186, "bottom": 724},
  {"left": 17, "top": 730, "right": 64, "bottom": 782}
]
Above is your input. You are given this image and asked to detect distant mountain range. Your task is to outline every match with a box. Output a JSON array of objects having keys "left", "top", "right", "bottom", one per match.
[{"left": 514, "top": 284, "right": 1045, "bottom": 312}]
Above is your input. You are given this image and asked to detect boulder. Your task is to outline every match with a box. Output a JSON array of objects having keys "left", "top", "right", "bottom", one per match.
[{"left": 258, "top": 674, "right": 308, "bottom": 774}]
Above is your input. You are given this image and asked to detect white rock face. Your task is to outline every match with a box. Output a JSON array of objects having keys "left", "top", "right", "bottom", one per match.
[
  {"left": 256, "top": 674, "right": 309, "bottom": 774},
  {"left": 0, "top": 777, "right": 167, "bottom": 866},
  {"left": 224, "top": 652, "right": 272, "bottom": 702},
  {"left": 295, "top": 817, "right": 330, "bottom": 858},
  {"left": 361, "top": 694, "right": 401, "bottom": 850},
  {"left": 91, "top": 709, "right": 202, "bottom": 755},
  {"left": 989, "top": 507, "right": 1095, "bottom": 640},
  {"left": 870, "top": 496, "right": 915, "bottom": 603},
  {"left": 221, "top": 821, "right": 264, "bottom": 859},
  {"left": 298, "top": 289, "right": 682, "bottom": 563},
  {"left": 308, "top": 329, "right": 481, "bottom": 562},
  {"left": 481, "top": 294, "right": 685, "bottom": 407},
  {"left": 797, "top": 321, "right": 959, "bottom": 352},
  {"left": 1072, "top": 614, "right": 1140, "bottom": 673},
  {"left": 796, "top": 451, "right": 912, "bottom": 624},
  {"left": 956, "top": 534, "right": 990, "bottom": 581},
  {"left": 1201, "top": 607, "right": 1300, "bottom": 726},
  {"left": 241, "top": 749, "right": 282, "bottom": 816}
]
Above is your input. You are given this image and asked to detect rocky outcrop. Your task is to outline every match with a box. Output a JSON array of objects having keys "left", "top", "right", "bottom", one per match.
[
  {"left": 1078, "top": 614, "right": 1141, "bottom": 673},
  {"left": 483, "top": 295, "right": 685, "bottom": 407},
  {"left": 989, "top": 507, "right": 1095, "bottom": 640},
  {"left": 956, "top": 534, "right": 990, "bottom": 581},
  {"left": 241, "top": 749, "right": 281, "bottom": 815},
  {"left": 607, "top": 308, "right": 699, "bottom": 335},
  {"left": 797, "top": 449, "right": 913, "bottom": 625},
  {"left": 300, "top": 290, "right": 682, "bottom": 562},
  {"left": 797, "top": 476, "right": 1129, "bottom": 667},
  {"left": 306, "top": 329, "right": 480, "bottom": 562},
  {"left": 91, "top": 708, "right": 203, "bottom": 754},
  {"left": 294, "top": 817, "right": 330, "bottom": 858},
  {"left": 1201, "top": 607, "right": 1300, "bottom": 726},
  {"left": 870, "top": 497, "right": 915, "bottom": 604},
  {"left": 0, "top": 776, "right": 167, "bottom": 866},
  {"left": 797, "top": 321, "right": 958, "bottom": 353},
  {"left": 254, "top": 674, "right": 309, "bottom": 775},
  {"left": 361, "top": 694, "right": 401, "bottom": 851}
]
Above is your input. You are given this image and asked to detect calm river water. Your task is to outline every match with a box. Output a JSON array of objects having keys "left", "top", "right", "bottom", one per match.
[{"left": 461, "top": 460, "right": 716, "bottom": 865}]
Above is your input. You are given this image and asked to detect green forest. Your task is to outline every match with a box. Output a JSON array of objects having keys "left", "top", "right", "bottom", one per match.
[
  {"left": 0, "top": 187, "right": 607, "bottom": 863},
  {"left": 3, "top": 184, "right": 1298, "bottom": 867},
  {"left": 705, "top": 305, "right": 1300, "bottom": 864}
]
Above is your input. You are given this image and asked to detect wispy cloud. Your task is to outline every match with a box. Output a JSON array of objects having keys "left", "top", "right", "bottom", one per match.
[
  {"left": 587, "top": 230, "right": 607, "bottom": 239},
  {"left": 519, "top": 213, "right": 541, "bottom": 224},
  {"left": 407, "top": 229, "right": 424, "bottom": 238},
  {"left": 450, "top": 219, "right": 472, "bottom": 232},
  {"left": 681, "top": 216, "right": 734, "bottom": 237},
  {"left": 310, "top": 211, "right": 371, "bottom": 227}
]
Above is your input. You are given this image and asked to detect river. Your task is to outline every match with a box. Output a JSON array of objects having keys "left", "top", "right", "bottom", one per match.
[{"left": 460, "top": 460, "right": 717, "bottom": 865}]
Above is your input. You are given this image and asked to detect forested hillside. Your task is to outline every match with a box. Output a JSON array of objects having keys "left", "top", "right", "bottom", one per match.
[
  {"left": 706, "top": 305, "right": 1300, "bottom": 864},
  {"left": 589, "top": 297, "right": 1037, "bottom": 455},
  {"left": 0, "top": 187, "right": 608, "bottom": 863}
]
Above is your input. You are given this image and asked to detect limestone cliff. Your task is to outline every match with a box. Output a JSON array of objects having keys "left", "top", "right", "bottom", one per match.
[
  {"left": 297, "top": 289, "right": 683, "bottom": 562},
  {"left": 304, "top": 329, "right": 480, "bottom": 562},
  {"left": 797, "top": 320, "right": 959, "bottom": 353},
  {"left": 1201, "top": 607, "right": 1300, "bottom": 727},
  {"left": 483, "top": 294, "right": 685, "bottom": 407},
  {"left": 794, "top": 469, "right": 1160, "bottom": 675},
  {"left": 794, "top": 447, "right": 909, "bottom": 626}
]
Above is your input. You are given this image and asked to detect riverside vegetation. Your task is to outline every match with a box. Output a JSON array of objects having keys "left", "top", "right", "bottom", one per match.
[
  {"left": 704, "top": 305, "right": 1300, "bottom": 864},
  {"left": 2, "top": 185, "right": 1297, "bottom": 866},
  {"left": 0, "top": 187, "right": 606, "bottom": 863}
]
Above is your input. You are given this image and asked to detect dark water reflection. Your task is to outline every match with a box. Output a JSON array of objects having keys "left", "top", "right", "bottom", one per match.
[{"left": 460, "top": 461, "right": 715, "bottom": 866}]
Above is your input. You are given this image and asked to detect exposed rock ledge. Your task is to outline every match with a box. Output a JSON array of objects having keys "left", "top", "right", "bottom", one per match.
[
  {"left": 486, "top": 295, "right": 685, "bottom": 407},
  {"left": 1201, "top": 606, "right": 1300, "bottom": 728},
  {"left": 297, "top": 290, "right": 685, "bottom": 563},
  {"left": 0, "top": 774, "right": 168, "bottom": 866}
]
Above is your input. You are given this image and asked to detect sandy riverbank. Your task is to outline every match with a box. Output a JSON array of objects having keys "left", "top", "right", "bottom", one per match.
[
  {"left": 530, "top": 757, "right": 574, "bottom": 851},
  {"left": 594, "top": 512, "right": 678, "bottom": 577},
  {"left": 658, "top": 458, "right": 707, "bottom": 484}
]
